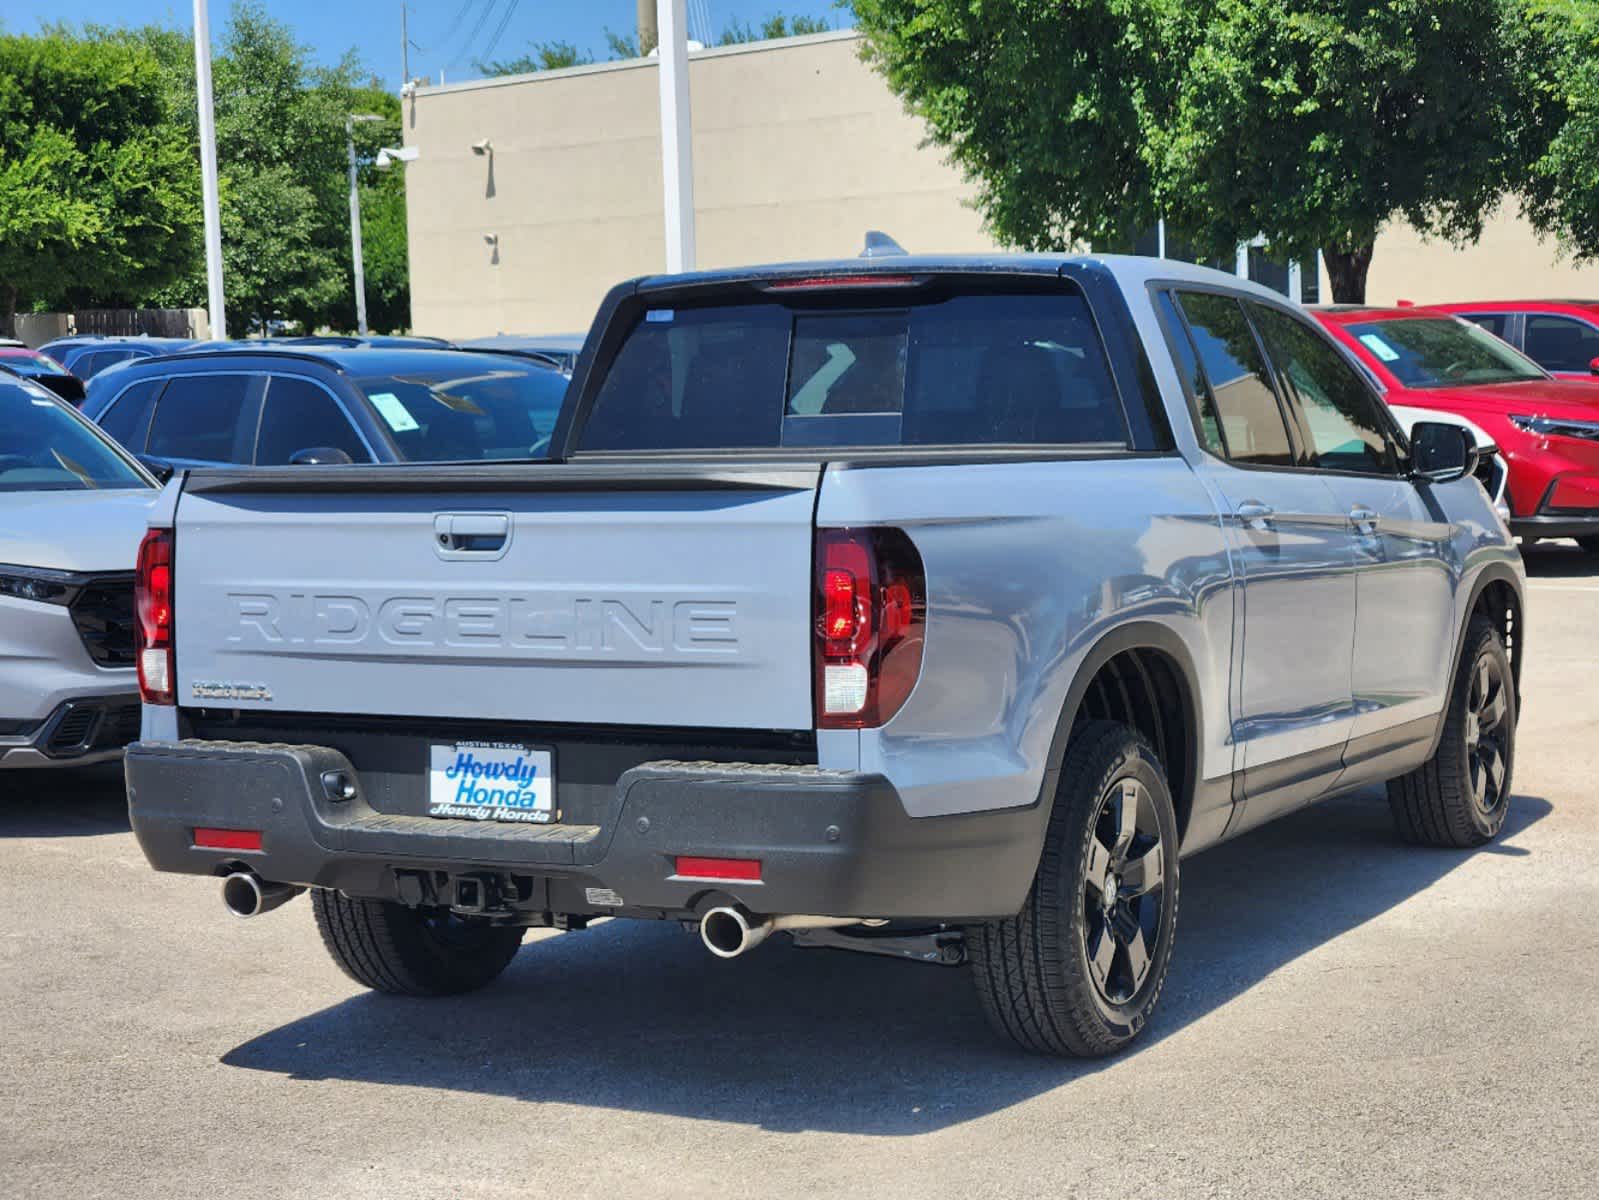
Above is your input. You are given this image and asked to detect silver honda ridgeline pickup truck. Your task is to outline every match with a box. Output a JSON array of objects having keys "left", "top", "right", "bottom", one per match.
[{"left": 125, "top": 256, "right": 1524, "bottom": 1057}]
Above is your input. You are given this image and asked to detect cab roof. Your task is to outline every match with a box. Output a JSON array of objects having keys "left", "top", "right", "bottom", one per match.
[{"left": 125, "top": 344, "right": 557, "bottom": 378}]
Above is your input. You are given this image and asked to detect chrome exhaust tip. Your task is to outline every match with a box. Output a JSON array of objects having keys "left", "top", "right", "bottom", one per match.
[
  {"left": 222, "top": 872, "right": 304, "bottom": 919},
  {"left": 699, "top": 906, "right": 770, "bottom": 958}
]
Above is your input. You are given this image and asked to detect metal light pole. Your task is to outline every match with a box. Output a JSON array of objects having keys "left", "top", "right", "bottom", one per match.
[
  {"left": 656, "top": 0, "right": 695, "bottom": 273},
  {"left": 193, "top": 0, "right": 226, "bottom": 340},
  {"left": 347, "top": 114, "right": 383, "bottom": 336}
]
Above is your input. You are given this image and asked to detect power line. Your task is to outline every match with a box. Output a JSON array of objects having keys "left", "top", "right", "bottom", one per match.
[
  {"left": 449, "top": 0, "right": 501, "bottom": 68},
  {"left": 419, "top": 0, "right": 479, "bottom": 54},
  {"left": 478, "top": 0, "right": 523, "bottom": 66}
]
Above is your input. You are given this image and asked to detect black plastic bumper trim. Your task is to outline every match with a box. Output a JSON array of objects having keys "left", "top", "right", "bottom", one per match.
[
  {"left": 125, "top": 739, "right": 1047, "bottom": 920},
  {"left": 1510, "top": 513, "right": 1599, "bottom": 539}
]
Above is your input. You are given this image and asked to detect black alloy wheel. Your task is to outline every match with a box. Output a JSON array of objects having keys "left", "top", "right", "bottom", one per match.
[
  {"left": 1083, "top": 778, "right": 1168, "bottom": 1010},
  {"left": 1465, "top": 652, "right": 1512, "bottom": 817}
]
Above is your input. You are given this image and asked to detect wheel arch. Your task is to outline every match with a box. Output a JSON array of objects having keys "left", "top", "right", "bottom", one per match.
[
  {"left": 1040, "top": 621, "right": 1206, "bottom": 847},
  {"left": 1424, "top": 560, "right": 1525, "bottom": 761}
]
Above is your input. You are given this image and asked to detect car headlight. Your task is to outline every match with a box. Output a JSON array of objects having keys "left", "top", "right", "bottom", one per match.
[
  {"left": 0, "top": 565, "right": 76, "bottom": 605},
  {"left": 1509, "top": 414, "right": 1599, "bottom": 442}
]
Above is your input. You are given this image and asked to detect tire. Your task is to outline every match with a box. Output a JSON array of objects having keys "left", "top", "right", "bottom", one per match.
[
  {"left": 1387, "top": 618, "right": 1516, "bottom": 848},
  {"left": 1577, "top": 535, "right": 1599, "bottom": 555},
  {"left": 311, "top": 889, "right": 524, "bottom": 996},
  {"left": 969, "top": 721, "right": 1181, "bottom": 1057}
]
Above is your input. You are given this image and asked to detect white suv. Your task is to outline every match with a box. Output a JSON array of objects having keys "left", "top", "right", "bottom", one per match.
[{"left": 0, "top": 374, "right": 155, "bottom": 768}]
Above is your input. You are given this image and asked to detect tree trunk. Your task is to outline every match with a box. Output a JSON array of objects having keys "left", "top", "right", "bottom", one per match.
[
  {"left": 1322, "top": 245, "right": 1375, "bottom": 304},
  {"left": 0, "top": 284, "right": 16, "bottom": 341}
]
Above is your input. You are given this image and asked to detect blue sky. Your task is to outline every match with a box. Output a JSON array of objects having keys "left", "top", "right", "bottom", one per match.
[{"left": 3, "top": 1, "right": 851, "bottom": 89}]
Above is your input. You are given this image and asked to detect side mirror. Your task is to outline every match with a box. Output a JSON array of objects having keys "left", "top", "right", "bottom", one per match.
[
  {"left": 287, "top": 446, "right": 355, "bottom": 466},
  {"left": 1409, "top": 421, "right": 1475, "bottom": 484},
  {"left": 1588, "top": 355, "right": 1599, "bottom": 376}
]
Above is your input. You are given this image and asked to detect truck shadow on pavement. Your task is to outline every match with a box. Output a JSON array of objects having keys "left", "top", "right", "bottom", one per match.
[
  {"left": 1521, "top": 542, "right": 1599, "bottom": 579},
  {"left": 0, "top": 765, "right": 129, "bottom": 837},
  {"left": 222, "top": 787, "right": 1549, "bottom": 1134}
]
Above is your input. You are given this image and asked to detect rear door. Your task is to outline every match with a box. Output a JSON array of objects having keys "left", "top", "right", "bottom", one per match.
[
  {"left": 1523, "top": 312, "right": 1599, "bottom": 378},
  {"left": 1247, "top": 301, "right": 1456, "bottom": 760},
  {"left": 1159, "top": 289, "right": 1359, "bottom": 822},
  {"left": 145, "top": 372, "right": 264, "bottom": 471},
  {"left": 172, "top": 464, "right": 821, "bottom": 730}
]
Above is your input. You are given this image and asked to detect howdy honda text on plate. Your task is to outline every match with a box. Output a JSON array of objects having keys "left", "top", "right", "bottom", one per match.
[{"left": 426, "top": 741, "right": 555, "bottom": 823}]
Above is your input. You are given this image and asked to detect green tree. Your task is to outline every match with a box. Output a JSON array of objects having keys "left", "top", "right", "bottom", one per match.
[
  {"left": 719, "top": 14, "right": 834, "bottom": 44},
  {"left": 478, "top": 40, "right": 594, "bottom": 76},
  {"left": 1512, "top": 0, "right": 1599, "bottom": 263},
  {"left": 151, "top": 4, "right": 409, "bottom": 333},
  {"left": 851, "top": 1, "right": 1175, "bottom": 260},
  {"left": 603, "top": 27, "right": 655, "bottom": 59},
  {"left": 0, "top": 30, "right": 200, "bottom": 335},
  {"left": 1150, "top": 1, "right": 1522, "bottom": 302},
  {"left": 853, "top": 0, "right": 1599, "bottom": 302}
]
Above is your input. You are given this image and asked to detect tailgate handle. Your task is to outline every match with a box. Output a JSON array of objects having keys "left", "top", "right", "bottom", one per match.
[{"left": 434, "top": 512, "right": 512, "bottom": 559}]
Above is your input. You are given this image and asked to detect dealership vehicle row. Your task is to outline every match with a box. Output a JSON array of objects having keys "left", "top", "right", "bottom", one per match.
[{"left": 10, "top": 253, "right": 1599, "bottom": 1060}]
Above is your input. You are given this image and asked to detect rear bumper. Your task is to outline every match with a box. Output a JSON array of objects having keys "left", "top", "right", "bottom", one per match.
[
  {"left": 125, "top": 740, "right": 1048, "bottom": 921},
  {"left": 0, "top": 694, "right": 141, "bottom": 769}
]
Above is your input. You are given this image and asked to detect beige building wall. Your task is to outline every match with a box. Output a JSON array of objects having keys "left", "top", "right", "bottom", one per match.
[
  {"left": 402, "top": 31, "right": 999, "bottom": 337},
  {"left": 403, "top": 29, "right": 1599, "bottom": 337},
  {"left": 1358, "top": 207, "right": 1599, "bottom": 305}
]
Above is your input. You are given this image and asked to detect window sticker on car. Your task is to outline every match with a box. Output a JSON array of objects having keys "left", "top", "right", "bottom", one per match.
[
  {"left": 368, "top": 391, "right": 420, "bottom": 432},
  {"left": 645, "top": 309, "right": 675, "bottom": 323},
  {"left": 1358, "top": 333, "right": 1401, "bottom": 362}
]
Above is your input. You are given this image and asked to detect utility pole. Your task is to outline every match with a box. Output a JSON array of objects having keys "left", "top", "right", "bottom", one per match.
[
  {"left": 193, "top": 0, "right": 226, "bottom": 340},
  {"left": 637, "top": 0, "right": 658, "bottom": 55},
  {"left": 401, "top": 1, "right": 410, "bottom": 88},
  {"left": 656, "top": 0, "right": 695, "bottom": 273},
  {"left": 347, "top": 115, "right": 382, "bottom": 336}
]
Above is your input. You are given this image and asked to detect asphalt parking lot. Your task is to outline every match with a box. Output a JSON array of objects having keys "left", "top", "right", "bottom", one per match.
[{"left": 4, "top": 545, "right": 1597, "bottom": 1200}]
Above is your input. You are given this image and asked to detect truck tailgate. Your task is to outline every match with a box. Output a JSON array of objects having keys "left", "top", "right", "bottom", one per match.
[{"left": 170, "top": 463, "right": 820, "bottom": 731}]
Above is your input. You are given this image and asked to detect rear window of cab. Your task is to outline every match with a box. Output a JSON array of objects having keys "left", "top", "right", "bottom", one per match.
[{"left": 577, "top": 291, "right": 1130, "bottom": 451}]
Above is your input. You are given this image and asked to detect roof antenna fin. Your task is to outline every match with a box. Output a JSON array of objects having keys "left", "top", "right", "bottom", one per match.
[{"left": 860, "top": 230, "right": 908, "bottom": 259}]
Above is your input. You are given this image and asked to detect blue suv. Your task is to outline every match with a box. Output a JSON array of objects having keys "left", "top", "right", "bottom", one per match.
[{"left": 79, "top": 346, "right": 570, "bottom": 475}]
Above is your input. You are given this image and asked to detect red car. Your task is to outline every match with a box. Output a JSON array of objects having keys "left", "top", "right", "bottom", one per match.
[
  {"left": 1313, "top": 305, "right": 1599, "bottom": 553},
  {"left": 1429, "top": 300, "right": 1599, "bottom": 380},
  {"left": 0, "top": 347, "right": 85, "bottom": 405}
]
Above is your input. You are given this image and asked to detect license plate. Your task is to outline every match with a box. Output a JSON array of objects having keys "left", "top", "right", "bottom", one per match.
[{"left": 427, "top": 741, "right": 555, "bottom": 824}]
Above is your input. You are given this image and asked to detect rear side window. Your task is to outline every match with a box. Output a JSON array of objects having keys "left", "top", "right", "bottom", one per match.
[
  {"left": 1155, "top": 291, "right": 1225, "bottom": 455},
  {"left": 577, "top": 291, "right": 1127, "bottom": 451},
  {"left": 75, "top": 349, "right": 141, "bottom": 380},
  {"left": 146, "top": 374, "right": 256, "bottom": 464},
  {"left": 256, "top": 376, "right": 369, "bottom": 465},
  {"left": 1172, "top": 292, "right": 1295, "bottom": 467},
  {"left": 1524, "top": 314, "right": 1599, "bottom": 373},
  {"left": 96, "top": 378, "right": 164, "bottom": 451},
  {"left": 1459, "top": 313, "right": 1511, "bottom": 341}
]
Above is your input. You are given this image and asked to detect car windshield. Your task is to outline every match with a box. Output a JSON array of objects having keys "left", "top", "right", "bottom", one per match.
[
  {"left": 0, "top": 351, "right": 68, "bottom": 377},
  {"left": 1345, "top": 318, "right": 1546, "bottom": 388},
  {"left": 355, "top": 364, "right": 568, "bottom": 461},
  {"left": 0, "top": 381, "right": 150, "bottom": 492}
]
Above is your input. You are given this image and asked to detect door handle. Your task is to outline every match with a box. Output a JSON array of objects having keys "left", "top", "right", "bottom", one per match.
[
  {"left": 433, "top": 512, "right": 512, "bottom": 558},
  {"left": 1349, "top": 505, "right": 1380, "bottom": 534},
  {"left": 1235, "top": 500, "right": 1275, "bottom": 531}
]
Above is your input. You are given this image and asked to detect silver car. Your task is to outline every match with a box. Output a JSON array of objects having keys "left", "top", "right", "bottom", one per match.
[{"left": 0, "top": 374, "right": 154, "bottom": 768}]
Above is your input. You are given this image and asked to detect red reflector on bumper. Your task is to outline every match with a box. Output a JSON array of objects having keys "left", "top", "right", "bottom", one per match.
[
  {"left": 674, "top": 855, "right": 762, "bottom": 881},
  {"left": 194, "top": 827, "right": 263, "bottom": 852}
]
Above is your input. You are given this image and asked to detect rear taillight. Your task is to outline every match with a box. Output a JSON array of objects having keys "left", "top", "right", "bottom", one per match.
[
  {"left": 814, "top": 528, "right": 926, "bottom": 729},
  {"left": 135, "top": 528, "right": 174, "bottom": 705}
]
